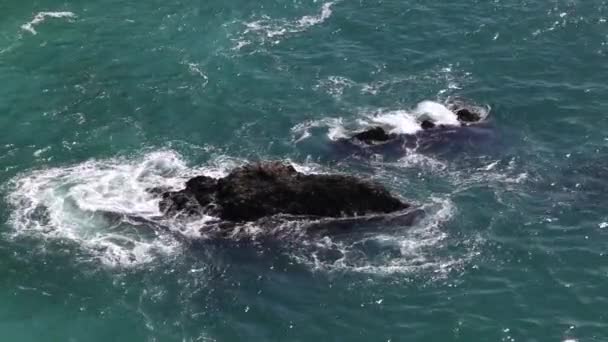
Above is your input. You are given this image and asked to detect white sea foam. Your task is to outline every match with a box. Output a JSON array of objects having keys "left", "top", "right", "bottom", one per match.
[
  {"left": 293, "top": 100, "right": 466, "bottom": 142},
  {"left": 33, "top": 146, "right": 52, "bottom": 158},
  {"left": 413, "top": 100, "right": 461, "bottom": 126},
  {"left": 298, "top": 2, "right": 334, "bottom": 27},
  {"left": 5, "top": 150, "right": 238, "bottom": 267},
  {"left": 291, "top": 197, "right": 478, "bottom": 276},
  {"left": 362, "top": 109, "right": 422, "bottom": 135},
  {"left": 443, "top": 158, "right": 530, "bottom": 206},
  {"left": 187, "top": 63, "right": 209, "bottom": 85},
  {"left": 291, "top": 117, "right": 349, "bottom": 142},
  {"left": 236, "top": 2, "right": 334, "bottom": 48},
  {"left": 315, "top": 76, "right": 356, "bottom": 98},
  {"left": 395, "top": 150, "right": 448, "bottom": 172},
  {"left": 21, "top": 11, "right": 76, "bottom": 35}
]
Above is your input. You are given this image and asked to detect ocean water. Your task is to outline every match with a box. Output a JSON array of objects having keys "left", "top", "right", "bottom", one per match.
[{"left": 1, "top": 0, "right": 608, "bottom": 341}]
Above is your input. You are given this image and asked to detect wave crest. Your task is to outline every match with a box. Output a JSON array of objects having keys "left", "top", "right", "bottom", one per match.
[{"left": 21, "top": 11, "right": 76, "bottom": 35}]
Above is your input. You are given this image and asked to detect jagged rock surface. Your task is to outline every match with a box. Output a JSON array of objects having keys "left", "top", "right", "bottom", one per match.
[{"left": 159, "top": 162, "right": 409, "bottom": 222}]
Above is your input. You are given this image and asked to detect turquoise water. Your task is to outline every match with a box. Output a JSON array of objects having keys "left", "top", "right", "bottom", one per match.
[{"left": 2, "top": 0, "right": 608, "bottom": 341}]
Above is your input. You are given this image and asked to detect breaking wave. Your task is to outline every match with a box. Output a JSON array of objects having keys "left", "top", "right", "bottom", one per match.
[
  {"left": 5, "top": 149, "right": 477, "bottom": 276},
  {"left": 6, "top": 151, "right": 215, "bottom": 267},
  {"left": 292, "top": 100, "right": 490, "bottom": 143}
]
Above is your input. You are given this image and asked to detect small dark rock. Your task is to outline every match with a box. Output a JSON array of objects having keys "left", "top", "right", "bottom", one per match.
[
  {"left": 352, "top": 126, "right": 395, "bottom": 144},
  {"left": 420, "top": 120, "right": 436, "bottom": 130},
  {"left": 456, "top": 108, "right": 481, "bottom": 123}
]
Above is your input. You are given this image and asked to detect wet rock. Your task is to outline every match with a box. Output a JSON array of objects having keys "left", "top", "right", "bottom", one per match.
[
  {"left": 146, "top": 186, "right": 172, "bottom": 196},
  {"left": 420, "top": 120, "right": 436, "bottom": 130},
  {"left": 351, "top": 126, "right": 396, "bottom": 144},
  {"left": 158, "top": 162, "right": 409, "bottom": 222},
  {"left": 185, "top": 176, "right": 218, "bottom": 207},
  {"left": 456, "top": 108, "right": 481, "bottom": 123},
  {"left": 159, "top": 191, "right": 203, "bottom": 217}
]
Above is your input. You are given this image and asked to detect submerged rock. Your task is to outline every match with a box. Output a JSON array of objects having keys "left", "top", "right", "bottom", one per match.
[{"left": 159, "top": 162, "right": 409, "bottom": 222}]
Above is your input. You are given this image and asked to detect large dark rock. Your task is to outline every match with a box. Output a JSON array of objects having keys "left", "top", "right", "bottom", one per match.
[{"left": 159, "top": 162, "right": 409, "bottom": 222}]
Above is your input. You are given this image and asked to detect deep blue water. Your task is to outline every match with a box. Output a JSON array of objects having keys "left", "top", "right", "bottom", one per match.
[{"left": 2, "top": 0, "right": 608, "bottom": 341}]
